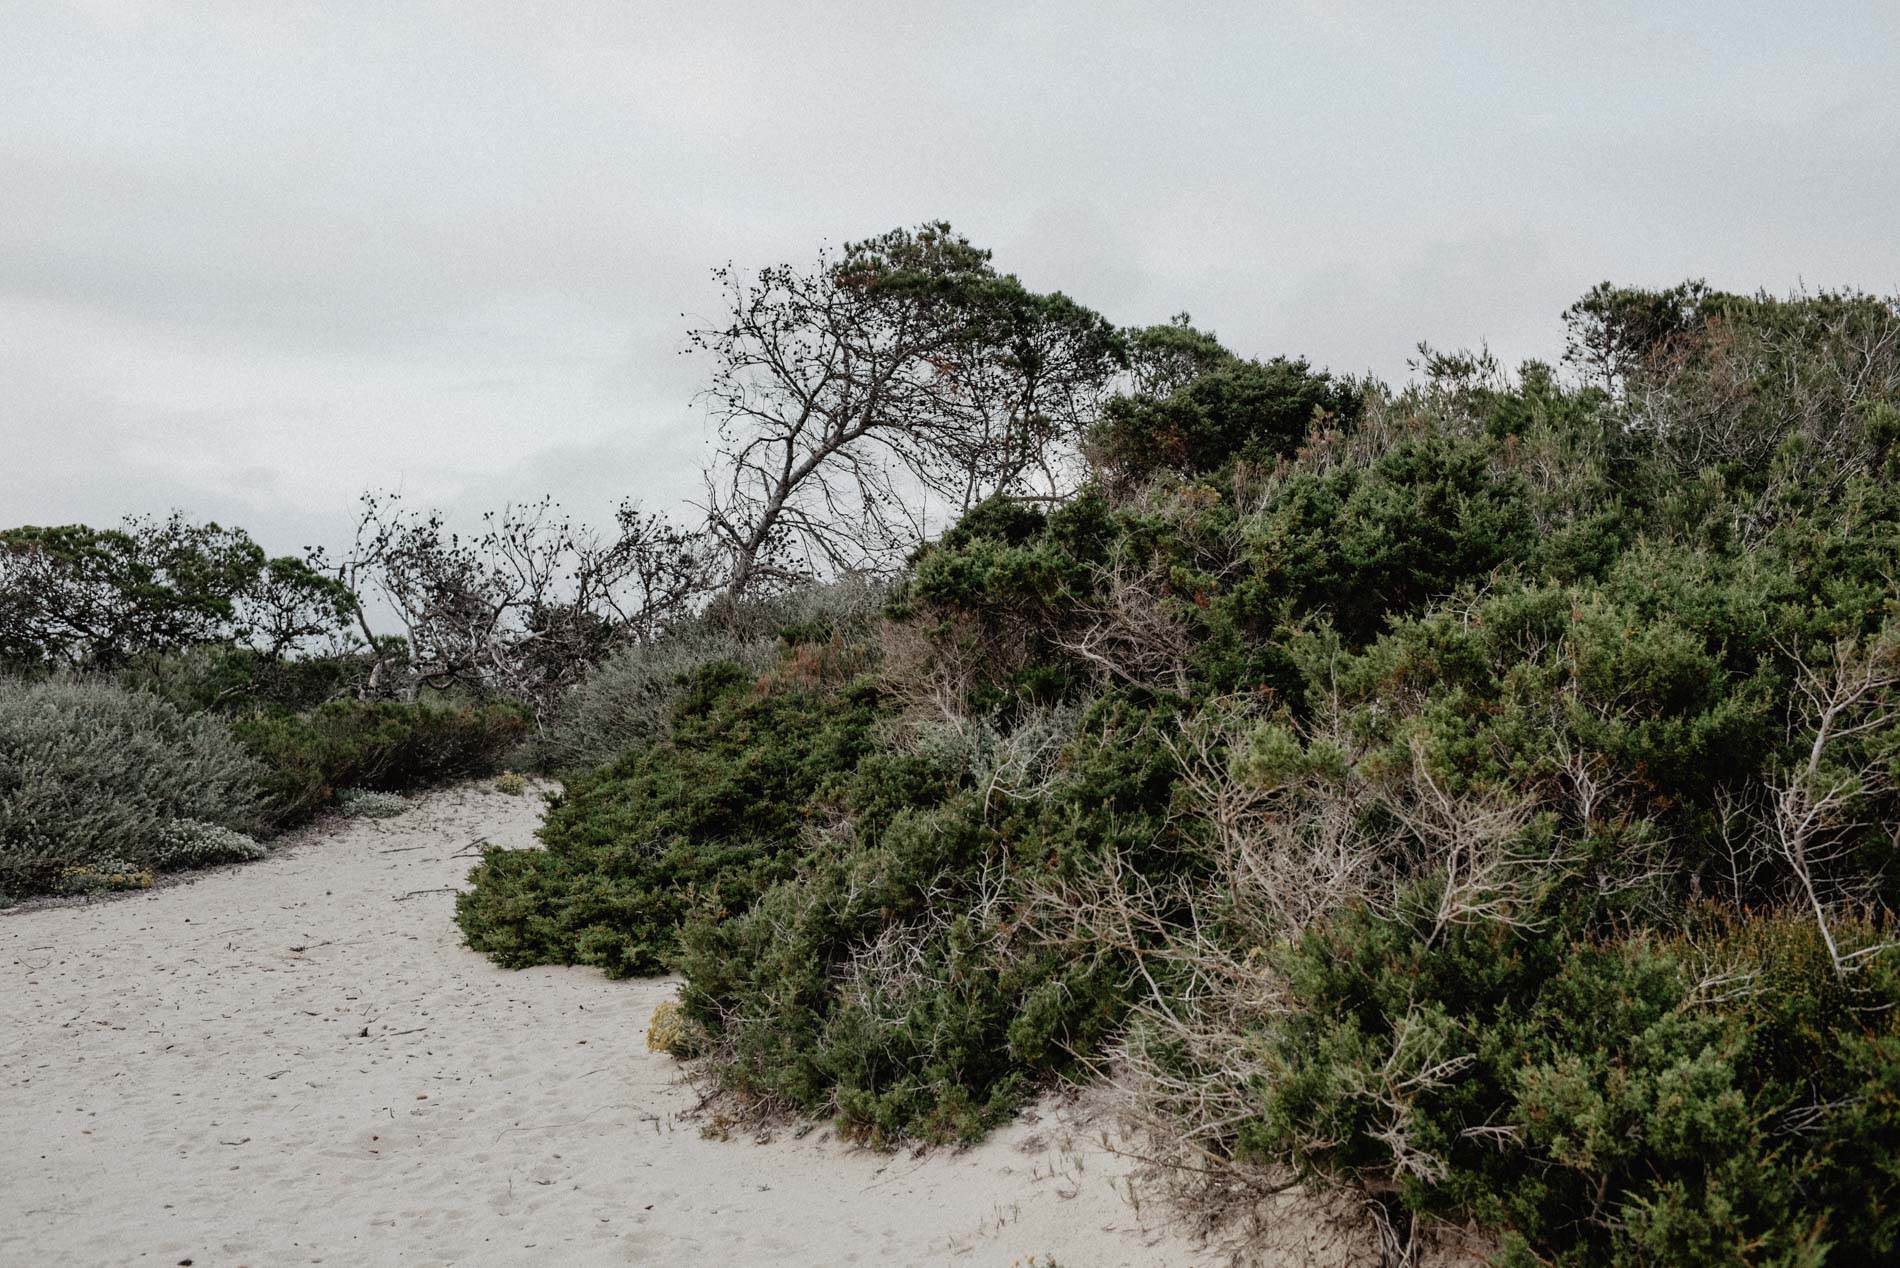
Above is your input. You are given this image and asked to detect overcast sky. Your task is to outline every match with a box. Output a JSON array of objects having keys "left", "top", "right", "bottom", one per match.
[{"left": 4, "top": 1, "right": 1896, "bottom": 556}]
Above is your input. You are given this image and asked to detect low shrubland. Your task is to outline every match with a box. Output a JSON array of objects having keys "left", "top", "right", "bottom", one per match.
[
  {"left": 457, "top": 283, "right": 1900, "bottom": 1264},
  {"left": 458, "top": 649, "right": 893, "bottom": 978},
  {"left": 236, "top": 697, "right": 529, "bottom": 829},
  {"left": 148, "top": 818, "right": 268, "bottom": 870},
  {"left": 0, "top": 678, "right": 263, "bottom": 896},
  {"left": 0, "top": 673, "right": 527, "bottom": 900},
  {"left": 10, "top": 253, "right": 1899, "bottom": 1262}
]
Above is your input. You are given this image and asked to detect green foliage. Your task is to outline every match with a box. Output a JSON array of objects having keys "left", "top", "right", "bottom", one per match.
[
  {"left": 1092, "top": 354, "right": 1361, "bottom": 485},
  {"left": 0, "top": 513, "right": 353, "bottom": 671},
  {"left": 123, "top": 643, "right": 382, "bottom": 716},
  {"left": 539, "top": 629, "right": 773, "bottom": 771},
  {"left": 0, "top": 678, "right": 262, "bottom": 897},
  {"left": 1246, "top": 904, "right": 1899, "bottom": 1266},
  {"left": 538, "top": 579, "right": 887, "bottom": 773},
  {"left": 1242, "top": 434, "right": 1534, "bottom": 643},
  {"left": 668, "top": 695, "right": 1176, "bottom": 1141},
  {"left": 456, "top": 658, "right": 894, "bottom": 978},
  {"left": 1125, "top": 314, "right": 1236, "bottom": 398},
  {"left": 237, "top": 698, "right": 529, "bottom": 829},
  {"left": 1563, "top": 278, "right": 1719, "bottom": 388},
  {"left": 457, "top": 281, "right": 1900, "bottom": 1261}
]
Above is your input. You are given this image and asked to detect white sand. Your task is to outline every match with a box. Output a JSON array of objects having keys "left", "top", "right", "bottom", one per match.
[{"left": 1, "top": 784, "right": 1255, "bottom": 1267}]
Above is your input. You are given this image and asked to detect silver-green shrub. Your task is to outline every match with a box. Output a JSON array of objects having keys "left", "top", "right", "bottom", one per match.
[
  {"left": 0, "top": 677, "right": 263, "bottom": 896},
  {"left": 337, "top": 787, "right": 409, "bottom": 818},
  {"left": 891, "top": 701, "right": 1087, "bottom": 802},
  {"left": 150, "top": 818, "right": 266, "bottom": 871}
]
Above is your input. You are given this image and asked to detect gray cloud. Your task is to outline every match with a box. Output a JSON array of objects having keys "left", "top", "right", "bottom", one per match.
[{"left": 5, "top": 0, "right": 1896, "bottom": 555}]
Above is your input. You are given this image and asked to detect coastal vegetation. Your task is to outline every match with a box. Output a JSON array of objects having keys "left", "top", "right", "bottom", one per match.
[{"left": 8, "top": 228, "right": 1900, "bottom": 1264}]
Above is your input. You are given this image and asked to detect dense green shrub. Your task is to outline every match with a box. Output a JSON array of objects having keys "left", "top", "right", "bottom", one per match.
[
  {"left": 536, "top": 579, "right": 887, "bottom": 772},
  {"left": 237, "top": 697, "right": 529, "bottom": 828},
  {"left": 538, "top": 631, "right": 770, "bottom": 772},
  {"left": 457, "top": 657, "right": 896, "bottom": 977},
  {"left": 0, "top": 678, "right": 263, "bottom": 897},
  {"left": 1092, "top": 355, "right": 1362, "bottom": 485},
  {"left": 457, "top": 283, "right": 1900, "bottom": 1261},
  {"left": 669, "top": 694, "right": 1180, "bottom": 1142},
  {"left": 1236, "top": 903, "right": 1900, "bottom": 1265},
  {"left": 124, "top": 643, "right": 382, "bottom": 716}
]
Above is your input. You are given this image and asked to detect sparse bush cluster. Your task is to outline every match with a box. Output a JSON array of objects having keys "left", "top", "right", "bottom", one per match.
[
  {"left": 0, "top": 677, "right": 528, "bottom": 900},
  {"left": 456, "top": 282, "right": 1900, "bottom": 1264},
  {"left": 0, "top": 499, "right": 535, "bottom": 900}
]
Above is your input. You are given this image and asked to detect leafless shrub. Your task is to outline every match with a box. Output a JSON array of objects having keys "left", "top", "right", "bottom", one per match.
[
  {"left": 1552, "top": 735, "right": 1679, "bottom": 918},
  {"left": 1007, "top": 701, "right": 1323, "bottom": 1241},
  {"left": 877, "top": 607, "right": 1039, "bottom": 726},
  {"left": 1767, "top": 628, "right": 1900, "bottom": 975},
  {"left": 1165, "top": 696, "right": 1386, "bottom": 935},
  {"left": 314, "top": 492, "right": 710, "bottom": 724},
  {"left": 1705, "top": 782, "right": 1777, "bottom": 907},
  {"left": 1376, "top": 740, "right": 1571, "bottom": 946},
  {"left": 1055, "top": 543, "right": 1198, "bottom": 696},
  {"left": 832, "top": 856, "right": 1017, "bottom": 1028}
]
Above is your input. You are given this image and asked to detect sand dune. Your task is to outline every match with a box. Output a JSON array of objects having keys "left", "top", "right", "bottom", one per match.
[{"left": 2, "top": 785, "right": 1250, "bottom": 1267}]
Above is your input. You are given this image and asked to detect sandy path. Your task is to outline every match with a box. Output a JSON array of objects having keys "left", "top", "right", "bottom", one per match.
[{"left": 1, "top": 785, "right": 1233, "bottom": 1267}]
